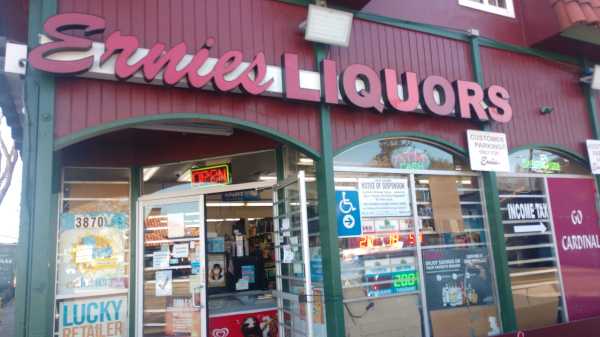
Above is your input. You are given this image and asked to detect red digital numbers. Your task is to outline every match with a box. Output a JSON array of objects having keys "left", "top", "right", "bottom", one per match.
[{"left": 358, "top": 233, "right": 422, "bottom": 249}]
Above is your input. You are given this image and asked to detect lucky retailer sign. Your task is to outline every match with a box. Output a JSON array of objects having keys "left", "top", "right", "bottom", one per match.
[
  {"left": 466, "top": 130, "right": 509, "bottom": 172},
  {"left": 547, "top": 177, "right": 600, "bottom": 320},
  {"left": 59, "top": 295, "right": 127, "bottom": 337}
]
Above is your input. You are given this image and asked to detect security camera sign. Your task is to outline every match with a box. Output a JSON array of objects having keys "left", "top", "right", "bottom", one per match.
[
  {"left": 336, "top": 189, "right": 362, "bottom": 238},
  {"left": 467, "top": 130, "right": 509, "bottom": 172}
]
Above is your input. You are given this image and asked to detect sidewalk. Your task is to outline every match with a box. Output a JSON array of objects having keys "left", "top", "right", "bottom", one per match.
[{"left": 0, "top": 298, "right": 15, "bottom": 337}]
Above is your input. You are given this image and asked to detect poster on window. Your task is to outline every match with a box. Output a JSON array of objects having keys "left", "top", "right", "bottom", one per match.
[
  {"left": 207, "top": 254, "right": 226, "bottom": 288},
  {"left": 57, "top": 212, "right": 129, "bottom": 296},
  {"left": 422, "top": 247, "right": 494, "bottom": 311},
  {"left": 58, "top": 295, "right": 128, "bottom": 337},
  {"left": 547, "top": 177, "right": 600, "bottom": 321},
  {"left": 358, "top": 178, "right": 411, "bottom": 217}
]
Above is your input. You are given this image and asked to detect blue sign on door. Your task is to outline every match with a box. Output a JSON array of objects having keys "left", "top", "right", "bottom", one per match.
[{"left": 336, "top": 189, "right": 362, "bottom": 238}]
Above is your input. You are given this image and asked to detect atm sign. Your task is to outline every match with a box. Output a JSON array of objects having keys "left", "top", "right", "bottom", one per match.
[{"left": 191, "top": 164, "right": 231, "bottom": 185}]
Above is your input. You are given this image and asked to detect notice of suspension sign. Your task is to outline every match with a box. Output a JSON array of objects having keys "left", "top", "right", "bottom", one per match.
[{"left": 358, "top": 178, "right": 411, "bottom": 217}]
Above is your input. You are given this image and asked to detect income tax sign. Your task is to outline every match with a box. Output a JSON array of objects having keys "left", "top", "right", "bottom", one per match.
[{"left": 28, "top": 13, "right": 513, "bottom": 123}]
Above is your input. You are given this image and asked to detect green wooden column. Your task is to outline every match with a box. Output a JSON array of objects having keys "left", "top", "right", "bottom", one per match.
[
  {"left": 129, "top": 167, "right": 141, "bottom": 337},
  {"left": 469, "top": 36, "right": 518, "bottom": 332},
  {"left": 15, "top": 1, "right": 58, "bottom": 337},
  {"left": 313, "top": 42, "right": 346, "bottom": 337}
]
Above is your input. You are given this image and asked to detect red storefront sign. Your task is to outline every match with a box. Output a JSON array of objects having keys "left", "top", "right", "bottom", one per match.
[
  {"left": 208, "top": 310, "right": 277, "bottom": 337},
  {"left": 547, "top": 178, "right": 600, "bottom": 321},
  {"left": 29, "top": 13, "right": 513, "bottom": 123}
]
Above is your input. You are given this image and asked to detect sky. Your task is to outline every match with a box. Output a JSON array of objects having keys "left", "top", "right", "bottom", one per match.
[{"left": 0, "top": 112, "right": 22, "bottom": 244}]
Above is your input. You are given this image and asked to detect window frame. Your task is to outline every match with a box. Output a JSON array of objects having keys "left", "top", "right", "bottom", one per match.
[{"left": 458, "top": 0, "right": 516, "bottom": 18}]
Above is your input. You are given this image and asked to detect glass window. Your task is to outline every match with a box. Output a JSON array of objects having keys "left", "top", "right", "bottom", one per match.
[
  {"left": 335, "top": 138, "right": 467, "bottom": 171},
  {"left": 508, "top": 149, "right": 589, "bottom": 175},
  {"left": 497, "top": 177, "right": 564, "bottom": 330},
  {"left": 335, "top": 138, "right": 500, "bottom": 337},
  {"left": 458, "top": 0, "right": 515, "bottom": 18},
  {"left": 54, "top": 167, "right": 131, "bottom": 337}
]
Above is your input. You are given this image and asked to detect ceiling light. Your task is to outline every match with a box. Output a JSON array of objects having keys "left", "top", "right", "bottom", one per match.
[
  {"left": 298, "top": 158, "right": 314, "bottom": 166},
  {"left": 245, "top": 202, "right": 273, "bottom": 207},
  {"left": 304, "top": 4, "right": 354, "bottom": 47},
  {"left": 259, "top": 175, "right": 277, "bottom": 181},
  {"left": 143, "top": 167, "right": 160, "bottom": 182},
  {"left": 206, "top": 202, "right": 245, "bottom": 207},
  {"left": 176, "top": 170, "right": 191, "bottom": 183},
  {"left": 135, "top": 123, "right": 234, "bottom": 136}
]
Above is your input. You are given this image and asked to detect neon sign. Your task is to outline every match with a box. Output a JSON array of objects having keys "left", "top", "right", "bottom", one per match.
[
  {"left": 28, "top": 13, "right": 513, "bottom": 123},
  {"left": 520, "top": 159, "right": 561, "bottom": 172},
  {"left": 191, "top": 164, "right": 231, "bottom": 185}
]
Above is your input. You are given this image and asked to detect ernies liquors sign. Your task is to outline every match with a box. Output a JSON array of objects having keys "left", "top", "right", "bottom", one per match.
[{"left": 28, "top": 13, "right": 513, "bottom": 123}]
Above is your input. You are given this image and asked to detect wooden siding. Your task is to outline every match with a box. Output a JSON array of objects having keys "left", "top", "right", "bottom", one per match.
[
  {"left": 54, "top": 0, "right": 321, "bottom": 152},
  {"left": 482, "top": 47, "right": 592, "bottom": 156},
  {"left": 329, "top": 19, "right": 479, "bottom": 152}
]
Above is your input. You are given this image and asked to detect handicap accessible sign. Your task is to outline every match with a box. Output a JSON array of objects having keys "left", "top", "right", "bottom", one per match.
[{"left": 336, "top": 189, "right": 362, "bottom": 238}]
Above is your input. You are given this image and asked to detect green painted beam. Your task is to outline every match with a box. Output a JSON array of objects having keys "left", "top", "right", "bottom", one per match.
[
  {"left": 129, "top": 167, "right": 141, "bottom": 337},
  {"left": 470, "top": 36, "right": 518, "bottom": 333},
  {"left": 313, "top": 42, "right": 346, "bottom": 337}
]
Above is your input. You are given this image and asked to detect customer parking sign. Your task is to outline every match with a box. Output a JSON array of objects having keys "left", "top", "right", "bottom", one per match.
[{"left": 336, "top": 189, "right": 362, "bottom": 238}]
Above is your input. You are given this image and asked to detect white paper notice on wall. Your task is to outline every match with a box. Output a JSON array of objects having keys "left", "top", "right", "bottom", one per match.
[
  {"left": 172, "top": 243, "right": 189, "bottom": 258},
  {"left": 587, "top": 140, "right": 600, "bottom": 174},
  {"left": 167, "top": 213, "right": 185, "bottom": 238},
  {"left": 155, "top": 270, "right": 172, "bottom": 297},
  {"left": 153, "top": 251, "right": 170, "bottom": 269},
  {"left": 466, "top": 130, "right": 510, "bottom": 172}
]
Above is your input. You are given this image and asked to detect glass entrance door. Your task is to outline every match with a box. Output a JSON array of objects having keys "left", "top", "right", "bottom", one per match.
[
  {"left": 138, "top": 197, "right": 207, "bottom": 337},
  {"left": 273, "top": 171, "right": 317, "bottom": 337}
]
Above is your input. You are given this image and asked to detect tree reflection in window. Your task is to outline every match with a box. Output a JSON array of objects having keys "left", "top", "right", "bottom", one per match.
[{"left": 335, "top": 138, "right": 466, "bottom": 171}]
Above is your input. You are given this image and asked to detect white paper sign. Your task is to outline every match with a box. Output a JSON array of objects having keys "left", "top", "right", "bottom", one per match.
[
  {"left": 467, "top": 130, "right": 509, "bottom": 172},
  {"left": 153, "top": 251, "right": 170, "bottom": 269},
  {"left": 172, "top": 243, "right": 189, "bottom": 258},
  {"left": 167, "top": 213, "right": 185, "bottom": 238},
  {"left": 358, "top": 177, "right": 411, "bottom": 217},
  {"left": 282, "top": 245, "right": 294, "bottom": 263},
  {"left": 155, "top": 270, "right": 172, "bottom": 297},
  {"left": 587, "top": 139, "right": 600, "bottom": 174},
  {"left": 75, "top": 245, "right": 94, "bottom": 264}
]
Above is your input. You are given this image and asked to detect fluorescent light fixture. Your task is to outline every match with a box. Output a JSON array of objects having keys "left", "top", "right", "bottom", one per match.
[
  {"left": 206, "top": 202, "right": 245, "bottom": 207},
  {"left": 334, "top": 177, "right": 358, "bottom": 183},
  {"left": 135, "top": 123, "right": 234, "bottom": 136},
  {"left": 593, "top": 65, "right": 600, "bottom": 90},
  {"left": 305, "top": 4, "right": 354, "bottom": 47},
  {"left": 177, "top": 170, "right": 191, "bottom": 183},
  {"left": 259, "top": 175, "right": 277, "bottom": 181},
  {"left": 298, "top": 158, "right": 314, "bottom": 166},
  {"left": 461, "top": 179, "right": 473, "bottom": 185},
  {"left": 418, "top": 179, "right": 430, "bottom": 185},
  {"left": 246, "top": 202, "right": 273, "bottom": 207},
  {"left": 143, "top": 166, "right": 160, "bottom": 182}
]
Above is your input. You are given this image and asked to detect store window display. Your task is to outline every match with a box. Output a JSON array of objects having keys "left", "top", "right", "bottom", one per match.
[
  {"left": 497, "top": 148, "right": 596, "bottom": 330},
  {"left": 334, "top": 138, "right": 500, "bottom": 337}
]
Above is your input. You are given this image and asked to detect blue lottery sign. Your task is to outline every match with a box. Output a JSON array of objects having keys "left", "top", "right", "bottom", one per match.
[{"left": 336, "top": 189, "right": 362, "bottom": 238}]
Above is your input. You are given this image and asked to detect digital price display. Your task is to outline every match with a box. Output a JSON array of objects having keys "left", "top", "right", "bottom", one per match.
[
  {"left": 191, "top": 164, "right": 231, "bottom": 185},
  {"left": 358, "top": 233, "right": 423, "bottom": 249},
  {"left": 366, "top": 270, "right": 418, "bottom": 297}
]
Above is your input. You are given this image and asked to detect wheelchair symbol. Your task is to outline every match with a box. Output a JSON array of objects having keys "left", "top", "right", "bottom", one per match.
[
  {"left": 339, "top": 192, "right": 358, "bottom": 229},
  {"left": 338, "top": 192, "right": 357, "bottom": 214}
]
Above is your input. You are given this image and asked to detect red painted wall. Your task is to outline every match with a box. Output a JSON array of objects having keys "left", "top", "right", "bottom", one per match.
[
  {"left": 329, "top": 18, "right": 479, "bottom": 151},
  {"left": 52, "top": 0, "right": 594, "bottom": 159},
  {"left": 362, "top": 0, "right": 527, "bottom": 46},
  {"left": 54, "top": 0, "right": 321, "bottom": 152},
  {"left": 482, "top": 47, "right": 593, "bottom": 154}
]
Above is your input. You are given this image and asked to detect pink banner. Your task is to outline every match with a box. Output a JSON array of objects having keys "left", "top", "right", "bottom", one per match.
[{"left": 547, "top": 178, "right": 600, "bottom": 321}]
